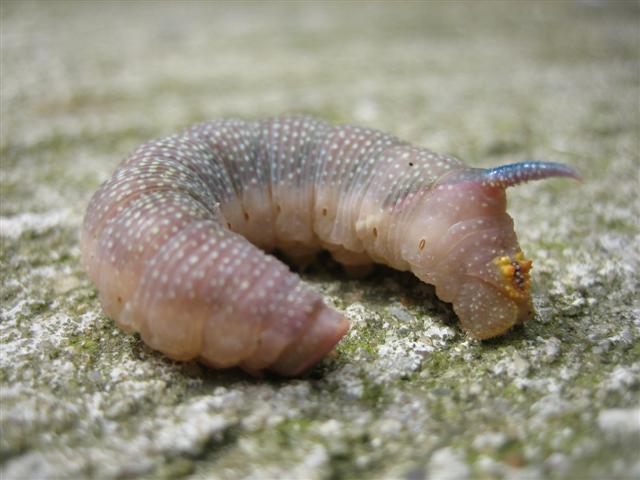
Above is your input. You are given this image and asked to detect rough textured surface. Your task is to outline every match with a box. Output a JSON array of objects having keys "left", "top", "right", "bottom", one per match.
[{"left": 1, "top": 1, "right": 639, "bottom": 479}]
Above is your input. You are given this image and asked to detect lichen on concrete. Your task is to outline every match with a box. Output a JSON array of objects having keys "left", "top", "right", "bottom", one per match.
[{"left": 1, "top": 1, "right": 639, "bottom": 479}]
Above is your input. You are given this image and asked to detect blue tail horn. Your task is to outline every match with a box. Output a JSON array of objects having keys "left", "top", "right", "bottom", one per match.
[{"left": 484, "top": 161, "right": 581, "bottom": 188}]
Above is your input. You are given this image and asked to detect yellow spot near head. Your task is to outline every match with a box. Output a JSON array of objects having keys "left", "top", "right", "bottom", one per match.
[
  {"left": 501, "top": 264, "right": 515, "bottom": 277},
  {"left": 493, "top": 252, "right": 533, "bottom": 301}
]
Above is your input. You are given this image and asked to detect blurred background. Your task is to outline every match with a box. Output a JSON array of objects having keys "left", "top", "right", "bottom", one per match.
[
  {"left": 3, "top": 1, "right": 638, "bottom": 217},
  {"left": 1, "top": 1, "right": 638, "bottom": 479}
]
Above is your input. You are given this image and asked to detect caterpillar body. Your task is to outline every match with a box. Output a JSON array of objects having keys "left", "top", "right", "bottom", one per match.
[{"left": 81, "top": 116, "right": 578, "bottom": 376}]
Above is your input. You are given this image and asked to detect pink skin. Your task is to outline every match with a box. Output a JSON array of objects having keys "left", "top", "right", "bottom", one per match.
[
  {"left": 82, "top": 215, "right": 349, "bottom": 377},
  {"left": 400, "top": 179, "right": 533, "bottom": 339},
  {"left": 82, "top": 163, "right": 573, "bottom": 372},
  {"left": 81, "top": 113, "right": 579, "bottom": 375}
]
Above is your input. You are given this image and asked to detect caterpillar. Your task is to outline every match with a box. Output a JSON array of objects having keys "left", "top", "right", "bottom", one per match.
[{"left": 80, "top": 116, "right": 579, "bottom": 376}]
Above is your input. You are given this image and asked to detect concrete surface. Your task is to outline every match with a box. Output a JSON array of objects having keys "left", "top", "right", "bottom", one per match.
[{"left": 1, "top": 1, "right": 639, "bottom": 479}]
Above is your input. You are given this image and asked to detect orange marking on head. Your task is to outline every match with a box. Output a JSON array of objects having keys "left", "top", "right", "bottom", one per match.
[{"left": 493, "top": 252, "right": 533, "bottom": 301}]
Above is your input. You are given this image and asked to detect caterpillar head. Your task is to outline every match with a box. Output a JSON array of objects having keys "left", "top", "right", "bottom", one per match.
[
  {"left": 447, "top": 160, "right": 578, "bottom": 339},
  {"left": 453, "top": 251, "right": 534, "bottom": 339}
]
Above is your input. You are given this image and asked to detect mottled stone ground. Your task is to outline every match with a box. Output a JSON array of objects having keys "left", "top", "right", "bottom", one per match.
[{"left": 1, "top": 1, "right": 639, "bottom": 479}]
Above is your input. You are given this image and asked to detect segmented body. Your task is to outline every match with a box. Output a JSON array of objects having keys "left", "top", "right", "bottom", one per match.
[{"left": 81, "top": 116, "right": 578, "bottom": 376}]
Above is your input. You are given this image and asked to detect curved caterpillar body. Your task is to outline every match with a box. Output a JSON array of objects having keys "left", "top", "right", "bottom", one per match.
[{"left": 81, "top": 116, "right": 578, "bottom": 376}]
